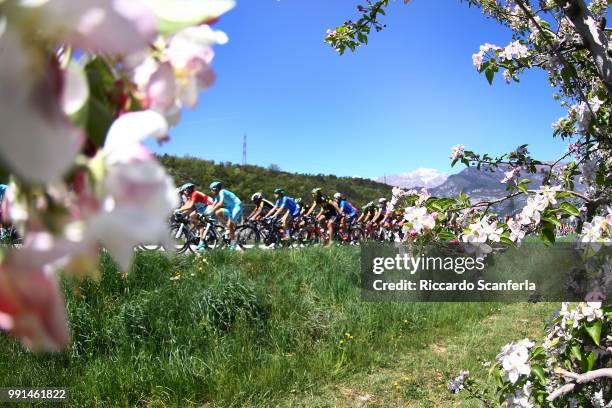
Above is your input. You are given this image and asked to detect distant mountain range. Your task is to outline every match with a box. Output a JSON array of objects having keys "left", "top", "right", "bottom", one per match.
[
  {"left": 384, "top": 164, "right": 584, "bottom": 216},
  {"left": 376, "top": 168, "right": 448, "bottom": 189}
]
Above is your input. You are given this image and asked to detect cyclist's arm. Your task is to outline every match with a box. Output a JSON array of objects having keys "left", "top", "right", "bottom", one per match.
[
  {"left": 372, "top": 210, "right": 381, "bottom": 222},
  {"left": 249, "top": 205, "right": 261, "bottom": 220},
  {"left": 179, "top": 200, "right": 195, "bottom": 213},
  {"left": 305, "top": 202, "right": 317, "bottom": 216},
  {"left": 331, "top": 202, "right": 343, "bottom": 215},
  {"left": 207, "top": 197, "right": 223, "bottom": 213},
  {"left": 266, "top": 205, "right": 279, "bottom": 219},
  {"left": 271, "top": 205, "right": 286, "bottom": 219}
]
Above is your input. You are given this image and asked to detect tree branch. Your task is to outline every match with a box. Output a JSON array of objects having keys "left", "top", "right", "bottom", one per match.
[
  {"left": 546, "top": 383, "right": 576, "bottom": 401},
  {"left": 547, "top": 367, "right": 612, "bottom": 401},
  {"left": 555, "top": 0, "right": 612, "bottom": 93},
  {"left": 555, "top": 367, "right": 612, "bottom": 383}
]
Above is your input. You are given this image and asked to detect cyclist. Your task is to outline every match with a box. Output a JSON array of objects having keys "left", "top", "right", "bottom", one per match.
[
  {"left": 206, "top": 181, "right": 243, "bottom": 250},
  {"left": 333, "top": 193, "right": 357, "bottom": 238},
  {"left": 248, "top": 192, "right": 274, "bottom": 221},
  {"left": 370, "top": 197, "right": 389, "bottom": 228},
  {"left": 176, "top": 183, "right": 214, "bottom": 251},
  {"left": 266, "top": 188, "right": 300, "bottom": 241},
  {"left": 357, "top": 201, "right": 376, "bottom": 224},
  {"left": 305, "top": 188, "right": 340, "bottom": 245}
]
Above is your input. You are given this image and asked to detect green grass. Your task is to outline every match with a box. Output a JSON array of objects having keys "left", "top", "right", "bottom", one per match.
[{"left": 0, "top": 247, "right": 556, "bottom": 407}]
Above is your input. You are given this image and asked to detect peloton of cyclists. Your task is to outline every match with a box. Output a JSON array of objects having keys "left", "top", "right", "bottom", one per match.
[
  {"left": 172, "top": 180, "right": 403, "bottom": 247},
  {"left": 266, "top": 188, "right": 301, "bottom": 241}
]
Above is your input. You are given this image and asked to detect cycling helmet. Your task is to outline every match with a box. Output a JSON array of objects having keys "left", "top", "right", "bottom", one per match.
[
  {"left": 251, "top": 192, "right": 263, "bottom": 202},
  {"left": 209, "top": 181, "right": 222, "bottom": 190},
  {"left": 378, "top": 198, "right": 387, "bottom": 204},
  {"left": 273, "top": 188, "right": 286, "bottom": 196},
  {"left": 333, "top": 192, "right": 342, "bottom": 199},
  {"left": 311, "top": 187, "right": 322, "bottom": 196},
  {"left": 179, "top": 182, "right": 195, "bottom": 192}
]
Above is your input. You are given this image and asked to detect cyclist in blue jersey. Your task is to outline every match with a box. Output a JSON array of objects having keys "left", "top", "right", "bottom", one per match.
[
  {"left": 266, "top": 188, "right": 300, "bottom": 241},
  {"left": 205, "top": 181, "right": 244, "bottom": 250},
  {"left": 333, "top": 192, "right": 358, "bottom": 240}
]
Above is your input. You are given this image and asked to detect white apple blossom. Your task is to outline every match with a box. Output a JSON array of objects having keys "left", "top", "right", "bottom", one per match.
[
  {"left": 84, "top": 111, "right": 178, "bottom": 270},
  {"left": 416, "top": 188, "right": 431, "bottom": 206},
  {"left": 461, "top": 219, "right": 502, "bottom": 258},
  {"left": 0, "top": 28, "right": 82, "bottom": 183},
  {"left": 18, "top": 0, "right": 158, "bottom": 54},
  {"left": 569, "top": 96, "right": 604, "bottom": 134},
  {"left": 505, "top": 381, "right": 534, "bottom": 408},
  {"left": 500, "top": 40, "right": 529, "bottom": 61},
  {"left": 450, "top": 144, "right": 465, "bottom": 160},
  {"left": 577, "top": 302, "right": 603, "bottom": 322},
  {"left": 501, "top": 167, "right": 521, "bottom": 184},
  {"left": 537, "top": 185, "right": 561, "bottom": 207},
  {"left": 518, "top": 195, "right": 548, "bottom": 225},
  {"left": 591, "top": 389, "right": 606, "bottom": 408},
  {"left": 507, "top": 218, "right": 526, "bottom": 242},
  {"left": 447, "top": 370, "right": 470, "bottom": 394},
  {"left": 580, "top": 209, "right": 612, "bottom": 251},
  {"left": 404, "top": 206, "right": 436, "bottom": 233},
  {"left": 131, "top": 24, "right": 228, "bottom": 125},
  {"left": 471, "top": 43, "right": 501, "bottom": 70},
  {"left": 496, "top": 339, "right": 533, "bottom": 384}
]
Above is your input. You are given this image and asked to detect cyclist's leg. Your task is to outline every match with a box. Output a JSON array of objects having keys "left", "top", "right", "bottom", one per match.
[
  {"left": 326, "top": 215, "right": 335, "bottom": 242},
  {"left": 228, "top": 204, "right": 244, "bottom": 244}
]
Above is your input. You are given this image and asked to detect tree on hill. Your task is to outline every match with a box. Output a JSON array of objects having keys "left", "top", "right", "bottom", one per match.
[{"left": 158, "top": 154, "right": 391, "bottom": 207}]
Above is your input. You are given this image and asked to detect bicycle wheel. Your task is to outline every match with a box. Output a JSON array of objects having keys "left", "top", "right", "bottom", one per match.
[
  {"left": 349, "top": 227, "right": 365, "bottom": 245},
  {"left": 6, "top": 226, "right": 22, "bottom": 248},
  {"left": 186, "top": 225, "right": 220, "bottom": 253},
  {"left": 235, "top": 225, "right": 259, "bottom": 250},
  {"left": 164, "top": 223, "right": 189, "bottom": 253}
]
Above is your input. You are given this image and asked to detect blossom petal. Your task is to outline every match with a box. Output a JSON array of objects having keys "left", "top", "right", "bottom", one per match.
[
  {"left": 0, "top": 246, "right": 69, "bottom": 352},
  {"left": 0, "top": 29, "right": 81, "bottom": 183},
  {"left": 33, "top": 0, "right": 158, "bottom": 54},
  {"left": 104, "top": 110, "right": 168, "bottom": 161}
]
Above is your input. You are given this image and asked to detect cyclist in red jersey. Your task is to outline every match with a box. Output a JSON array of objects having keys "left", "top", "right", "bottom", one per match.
[{"left": 176, "top": 183, "right": 213, "bottom": 251}]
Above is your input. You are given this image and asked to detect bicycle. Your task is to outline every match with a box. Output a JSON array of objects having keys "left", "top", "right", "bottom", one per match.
[{"left": 0, "top": 225, "right": 22, "bottom": 248}]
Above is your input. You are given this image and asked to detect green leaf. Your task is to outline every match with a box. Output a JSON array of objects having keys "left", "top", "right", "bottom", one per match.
[
  {"left": 85, "top": 98, "right": 114, "bottom": 148},
  {"left": 531, "top": 364, "right": 546, "bottom": 385},
  {"left": 485, "top": 68, "right": 494, "bottom": 85},
  {"left": 539, "top": 223, "right": 556, "bottom": 244},
  {"left": 584, "top": 320, "right": 602, "bottom": 346},
  {"left": 541, "top": 215, "right": 561, "bottom": 227},
  {"left": 146, "top": 0, "right": 235, "bottom": 34},
  {"left": 437, "top": 230, "right": 458, "bottom": 241},
  {"left": 558, "top": 202, "right": 580, "bottom": 217},
  {"left": 570, "top": 343, "right": 582, "bottom": 362},
  {"left": 585, "top": 351, "right": 595, "bottom": 371}
]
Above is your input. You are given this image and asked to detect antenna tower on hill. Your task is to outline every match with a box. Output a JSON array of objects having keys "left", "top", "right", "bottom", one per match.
[{"left": 242, "top": 133, "right": 247, "bottom": 165}]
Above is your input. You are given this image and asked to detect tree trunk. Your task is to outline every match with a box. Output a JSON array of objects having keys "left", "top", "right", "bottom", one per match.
[{"left": 555, "top": 0, "right": 612, "bottom": 93}]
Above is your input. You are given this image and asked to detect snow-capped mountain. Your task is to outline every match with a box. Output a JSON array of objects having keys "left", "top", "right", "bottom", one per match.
[{"left": 377, "top": 168, "right": 449, "bottom": 189}]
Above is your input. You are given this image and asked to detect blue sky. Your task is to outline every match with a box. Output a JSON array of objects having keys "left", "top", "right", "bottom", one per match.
[{"left": 152, "top": 0, "right": 569, "bottom": 179}]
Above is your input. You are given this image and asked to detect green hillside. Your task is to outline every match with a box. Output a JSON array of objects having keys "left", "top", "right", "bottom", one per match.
[{"left": 158, "top": 154, "right": 392, "bottom": 207}]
